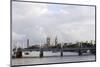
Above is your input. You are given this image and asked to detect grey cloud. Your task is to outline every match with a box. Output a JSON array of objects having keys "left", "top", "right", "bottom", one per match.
[{"left": 12, "top": 1, "right": 95, "bottom": 47}]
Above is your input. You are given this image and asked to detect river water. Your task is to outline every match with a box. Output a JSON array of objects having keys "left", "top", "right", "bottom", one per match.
[{"left": 12, "top": 51, "right": 95, "bottom": 66}]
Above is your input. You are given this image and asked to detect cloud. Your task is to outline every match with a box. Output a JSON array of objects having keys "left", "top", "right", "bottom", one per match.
[
  {"left": 12, "top": 32, "right": 26, "bottom": 40},
  {"left": 12, "top": 1, "right": 95, "bottom": 47}
]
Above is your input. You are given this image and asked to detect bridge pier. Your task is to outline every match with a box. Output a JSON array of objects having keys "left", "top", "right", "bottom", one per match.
[
  {"left": 60, "top": 49, "right": 63, "bottom": 57},
  {"left": 40, "top": 49, "right": 44, "bottom": 58},
  {"left": 78, "top": 49, "right": 82, "bottom": 56},
  {"left": 78, "top": 42, "right": 82, "bottom": 56},
  {"left": 91, "top": 49, "right": 96, "bottom": 55},
  {"left": 16, "top": 48, "right": 22, "bottom": 58},
  {"left": 60, "top": 44, "right": 63, "bottom": 57}
]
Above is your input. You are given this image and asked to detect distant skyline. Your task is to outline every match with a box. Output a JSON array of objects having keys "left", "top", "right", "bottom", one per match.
[{"left": 12, "top": 1, "right": 95, "bottom": 48}]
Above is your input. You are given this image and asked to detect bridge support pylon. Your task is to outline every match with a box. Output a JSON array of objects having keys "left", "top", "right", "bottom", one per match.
[
  {"left": 16, "top": 48, "right": 22, "bottom": 58},
  {"left": 40, "top": 49, "right": 43, "bottom": 58},
  {"left": 60, "top": 48, "right": 63, "bottom": 57},
  {"left": 78, "top": 42, "right": 83, "bottom": 56},
  {"left": 78, "top": 49, "right": 82, "bottom": 56}
]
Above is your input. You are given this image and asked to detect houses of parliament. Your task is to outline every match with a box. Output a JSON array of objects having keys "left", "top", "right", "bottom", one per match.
[{"left": 45, "top": 36, "right": 58, "bottom": 47}]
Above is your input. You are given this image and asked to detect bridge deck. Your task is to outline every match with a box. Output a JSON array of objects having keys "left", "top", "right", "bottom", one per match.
[{"left": 20, "top": 48, "right": 96, "bottom": 51}]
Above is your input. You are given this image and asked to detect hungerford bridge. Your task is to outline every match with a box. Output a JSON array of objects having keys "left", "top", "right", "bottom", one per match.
[{"left": 12, "top": 43, "right": 96, "bottom": 58}]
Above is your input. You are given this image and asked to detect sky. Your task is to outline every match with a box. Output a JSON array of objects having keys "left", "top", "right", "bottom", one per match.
[{"left": 12, "top": 1, "right": 95, "bottom": 48}]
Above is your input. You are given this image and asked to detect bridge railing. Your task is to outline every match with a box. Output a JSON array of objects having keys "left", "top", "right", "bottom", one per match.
[{"left": 20, "top": 47, "right": 96, "bottom": 51}]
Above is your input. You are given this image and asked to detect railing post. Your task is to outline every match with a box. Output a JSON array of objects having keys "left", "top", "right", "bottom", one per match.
[{"left": 78, "top": 42, "right": 82, "bottom": 56}]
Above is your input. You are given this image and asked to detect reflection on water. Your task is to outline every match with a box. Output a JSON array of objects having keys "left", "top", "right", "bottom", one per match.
[{"left": 12, "top": 51, "right": 95, "bottom": 66}]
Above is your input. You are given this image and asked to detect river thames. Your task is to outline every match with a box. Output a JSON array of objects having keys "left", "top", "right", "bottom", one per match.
[{"left": 12, "top": 51, "right": 95, "bottom": 66}]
